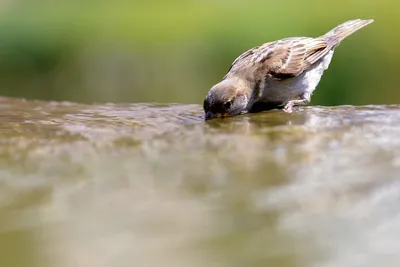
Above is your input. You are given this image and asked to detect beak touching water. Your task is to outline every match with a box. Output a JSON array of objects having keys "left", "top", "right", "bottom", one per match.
[
  {"left": 205, "top": 111, "right": 229, "bottom": 120},
  {"left": 205, "top": 111, "right": 215, "bottom": 120}
]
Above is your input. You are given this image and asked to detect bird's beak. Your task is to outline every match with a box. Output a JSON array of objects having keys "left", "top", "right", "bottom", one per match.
[
  {"left": 205, "top": 111, "right": 230, "bottom": 120},
  {"left": 205, "top": 111, "right": 217, "bottom": 120}
]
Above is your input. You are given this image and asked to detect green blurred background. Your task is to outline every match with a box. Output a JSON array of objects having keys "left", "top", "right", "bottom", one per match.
[{"left": 0, "top": 0, "right": 397, "bottom": 106}]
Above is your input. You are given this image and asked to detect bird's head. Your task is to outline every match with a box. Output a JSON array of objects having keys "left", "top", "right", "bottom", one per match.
[{"left": 203, "top": 78, "right": 251, "bottom": 120}]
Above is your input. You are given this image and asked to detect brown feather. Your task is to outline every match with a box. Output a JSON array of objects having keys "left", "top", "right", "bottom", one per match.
[
  {"left": 224, "top": 19, "right": 374, "bottom": 83},
  {"left": 226, "top": 37, "right": 331, "bottom": 81}
]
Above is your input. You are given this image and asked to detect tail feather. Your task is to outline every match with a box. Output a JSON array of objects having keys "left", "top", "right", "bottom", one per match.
[{"left": 323, "top": 19, "right": 374, "bottom": 46}]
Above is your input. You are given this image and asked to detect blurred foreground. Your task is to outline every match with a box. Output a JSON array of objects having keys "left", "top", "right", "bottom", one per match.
[{"left": 1, "top": 97, "right": 400, "bottom": 267}]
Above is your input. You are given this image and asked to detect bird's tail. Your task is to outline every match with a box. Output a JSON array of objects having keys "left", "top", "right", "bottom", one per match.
[{"left": 323, "top": 19, "right": 374, "bottom": 46}]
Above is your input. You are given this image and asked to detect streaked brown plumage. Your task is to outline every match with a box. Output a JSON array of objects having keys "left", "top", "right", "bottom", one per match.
[{"left": 204, "top": 19, "right": 374, "bottom": 120}]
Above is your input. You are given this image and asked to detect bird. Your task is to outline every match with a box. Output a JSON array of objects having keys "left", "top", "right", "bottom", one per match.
[{"left": 203, "top": 19, "right": 374, "bottom": 120}]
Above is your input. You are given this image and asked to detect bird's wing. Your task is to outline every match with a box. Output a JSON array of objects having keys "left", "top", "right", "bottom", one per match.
[
  {"left": 227, "top": 37, "right": 333, "bottom": 79},
  {"left": 224, "top": 44, "right": 261, "bottom": 76}
]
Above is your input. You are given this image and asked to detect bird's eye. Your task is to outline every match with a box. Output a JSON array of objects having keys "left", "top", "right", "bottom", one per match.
[{"left": 224, "top": 100, "right": 232, "bottom": 109}]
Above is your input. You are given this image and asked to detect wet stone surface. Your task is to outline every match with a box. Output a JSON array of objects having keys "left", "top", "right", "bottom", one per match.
[{"left": 1, "top": 97, "right": 400, "bottom": 267}]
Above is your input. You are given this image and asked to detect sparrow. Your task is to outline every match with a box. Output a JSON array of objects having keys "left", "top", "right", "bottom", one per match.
[{"left": 203, "top": 19, "right": 374, "bottom": 120}]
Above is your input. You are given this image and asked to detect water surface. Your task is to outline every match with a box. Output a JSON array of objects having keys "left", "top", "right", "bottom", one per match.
[{"left": 1, "top": 97, "right": 400, "bottom": 267}]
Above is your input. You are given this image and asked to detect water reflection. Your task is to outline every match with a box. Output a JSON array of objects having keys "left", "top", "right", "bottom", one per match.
[{"left": 1, "top": 98, "right": 400, "bottom": 267}]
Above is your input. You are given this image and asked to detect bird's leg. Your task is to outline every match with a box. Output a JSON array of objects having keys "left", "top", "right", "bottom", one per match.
[{"left": 283, "top": 93, "right": 311, "bottom": 113}]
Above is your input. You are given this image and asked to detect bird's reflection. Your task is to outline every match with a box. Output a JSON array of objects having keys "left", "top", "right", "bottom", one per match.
[{"left": 204, "top": 107, "right": 309, "bottom": 134}]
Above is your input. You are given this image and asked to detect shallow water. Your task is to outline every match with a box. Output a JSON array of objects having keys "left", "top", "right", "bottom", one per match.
[{"left": 1, "top": 97, "right": 400, "bottom": 267}]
